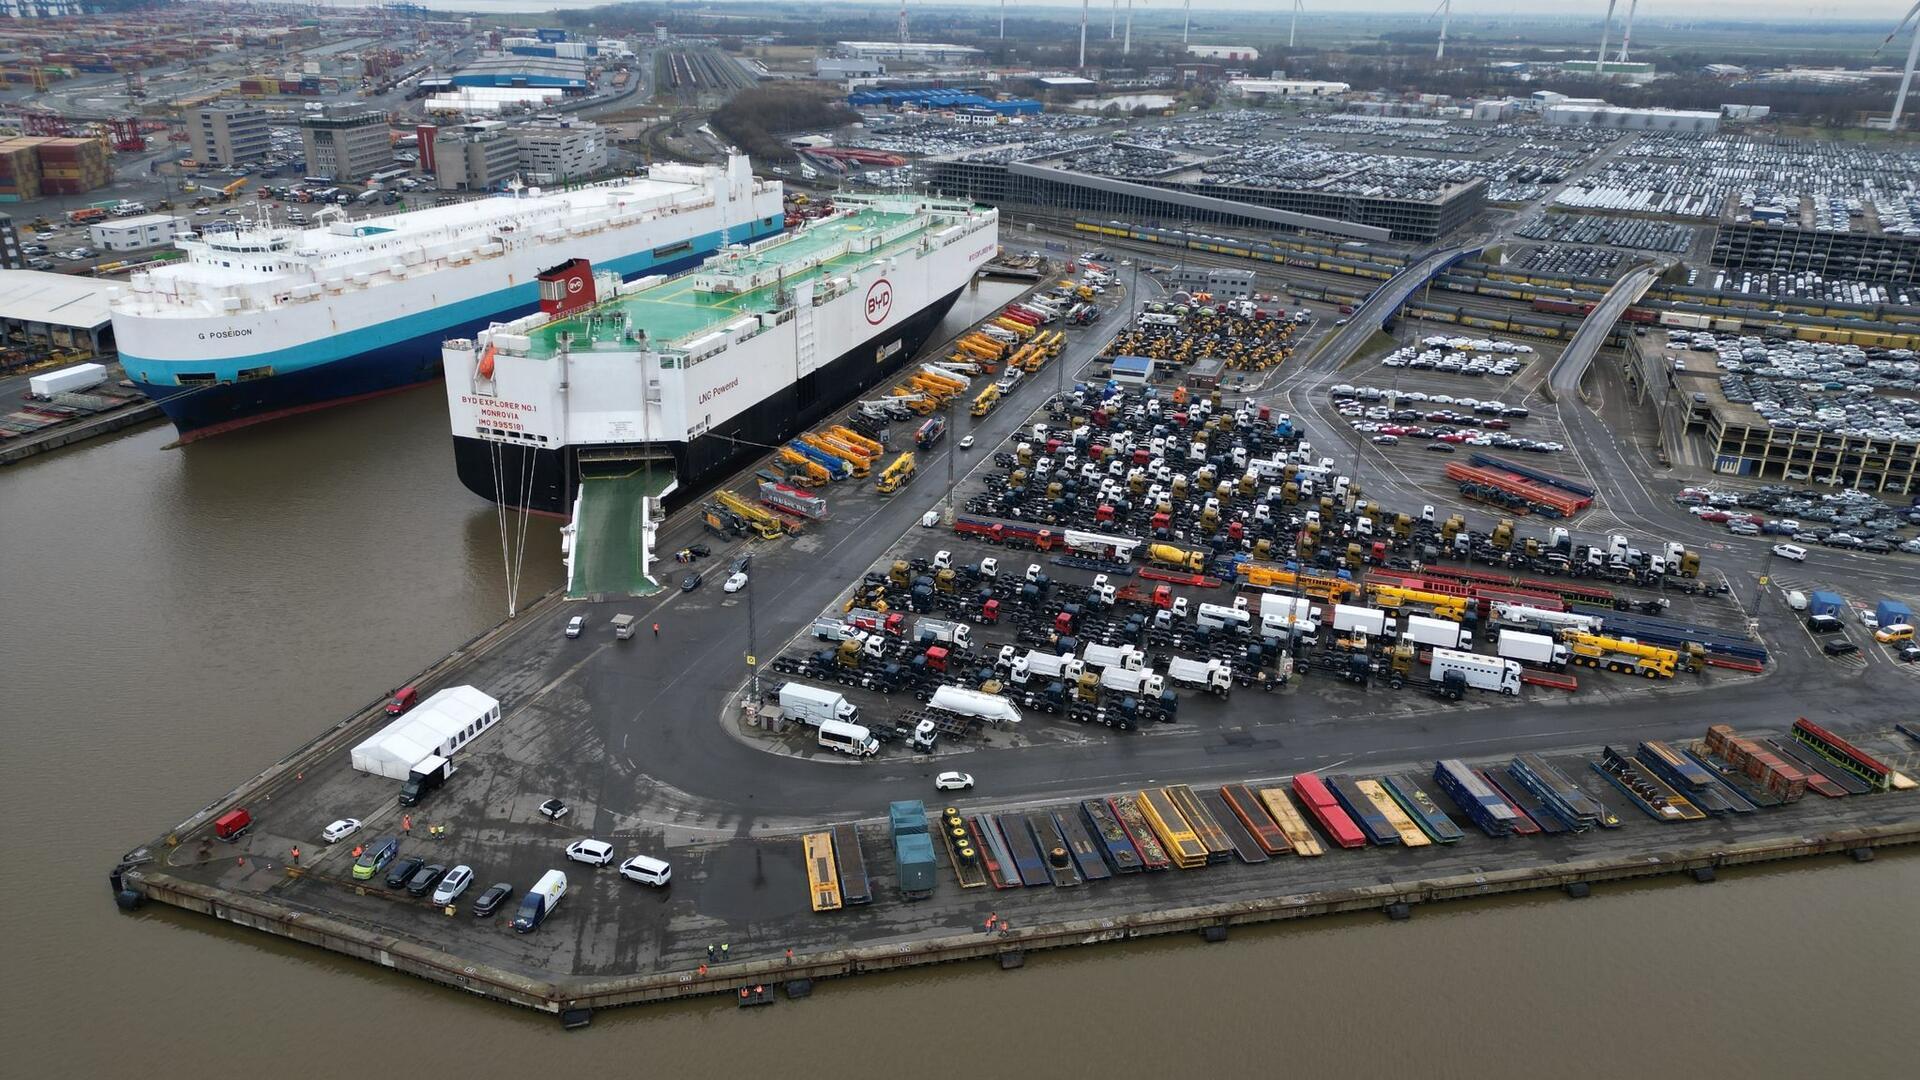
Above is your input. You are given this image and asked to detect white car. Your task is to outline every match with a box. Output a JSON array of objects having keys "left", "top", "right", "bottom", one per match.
[
  {"left": 723, "top": 571, "right": 748, "bottom": 593},
  {"left": 538, "top": 798, "right": 571, "bottom": 820},
  {"left": 921, "top": 511, "right": 939, "bottom": 528},
  {"left": 934, "top": 771, "right": 975, "bottom": 792},
  {"left": 431, "top": 865, "right": 473, "bottom": 904},
  {"left": 565, "top": 838, "right": 615, "bottom": 866},
  {"left": 1857, "top": 608, "right": 1879, "bottom": 629},
  {"left": 619, "top": 854, "right": 672, "bottom": 886},
  {"left": 565, "top": 615, "right": 584, "bottom": 638},
  {"left": 959, "top": 434, "right": 975, "bottom": 449},
  {"left": 1771, "top": 543, "right": 1807, "bottom": 562},
  {"left": 321, "top": 818, "right": 362, "bottom": 844}
]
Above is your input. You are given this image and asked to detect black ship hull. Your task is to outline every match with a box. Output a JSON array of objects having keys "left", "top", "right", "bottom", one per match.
[{"left": 453, "top": 284, "right": 969, "bottom": 516}]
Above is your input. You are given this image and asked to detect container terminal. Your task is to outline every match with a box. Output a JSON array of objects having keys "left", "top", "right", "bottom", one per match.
[{"left": 111, "top": 218, "right": 1920, "bottom": 1025}]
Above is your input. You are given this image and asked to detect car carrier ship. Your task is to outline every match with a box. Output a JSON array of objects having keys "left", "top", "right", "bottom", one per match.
[
  {"left": 442, "top": 193, "right": 998, "bottom": 594},
  {"left": 110, "top": 156, "right": 783, "bottom": 441}
]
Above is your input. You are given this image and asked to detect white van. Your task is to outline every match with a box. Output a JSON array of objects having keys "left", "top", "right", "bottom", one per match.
[
  {"left": 818, "top": 719, "right": 879, "bottom": 757},
  {"left": 619, "top": 854, "right": 672, "bottom": 887}
]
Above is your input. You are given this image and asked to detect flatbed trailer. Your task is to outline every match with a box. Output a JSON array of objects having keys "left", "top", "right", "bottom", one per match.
[
  {"left": 1481, "top": 770, "right": 1564, "bottom": 834},
  {"left": 1510, "top": 752, "right": 1619, "bottom": 829},
  {"left": 1766, "top": 739, "right": 1865, "bottom": 797},
  {"left": 1138, "top": 788, "right": 1209, "bottom": 869},
  {"left": 1290, "top": 772, "right": 1367, "bottom": 849},
  {"left": 1356, "top": 779, "right": 1431, "bottom": 847},
  {"left": 1789, "top": 718, "right": 1892, "bottom": 792},
  {"left": 1327, "top": 775, "right": 1400, "bottom": 846},
  {"left": 1633, "top": 743, "right": 1751, "bottom": 815},
  {"left": 1682, "top": 747, "right": 1787, "bottom": 808},
  {"left": 969, "top": 814, "right": 1020, "bottom": 888},
  {"left": 1432, "top": 759, "right": 1520, "bottom": 838},
  {"left": 802, "top": 831, "right": 844, "bottom": 912},
  {"left": 1381, "top": 775, "right": 1464, "bottom": 843},
  {"left": 995, "top": 812, "right": 1053, "bottom": 886},
  {"left": 1219, "top": 783, "right": 1290, "bottom": 855},
  {"left": 1108, "top": 794, "right": 1173, "bottom": 870},
  {"left": 1198, "top": 789, "right": 1270, "bottom": 863},
  {"left": 1052, "top": 808, "right": 1113, "bottom": 882},
  {"left": 1594, "top": 747, "right": 1706, "bottom": 822},
  {"left": 1079, "top": 799, "right": 1142, "bottom": 873},
  {"left": 1254, "top": 787, "right": 1325, "bottom": 856},
  {"left": 928, "top": 811, "right": 986, "bottom": 890},
  {"left": 1166, "top": 784, "right": 1233, "bottom": 863},
  {"left": 1024, "top": 811, "right": 1081, "bottom": 887},
  {"left": 831, "top": 823, "right": 874, "bottom": 904}
]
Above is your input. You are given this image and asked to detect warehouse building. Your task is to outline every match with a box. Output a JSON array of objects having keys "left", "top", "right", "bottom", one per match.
[
  {"left": 190, "top": 104, "right": 272, "bottom": 167},
  {"left": 835, "top": 41, "right": 982, "bottom": 64},
  {"left": 926, "top": 155, "right": 1474, "bottom": 243},
  {"left": 1227, "top": 79, "right": 1350, "bottom": 100},
  {"left": 815, "top": 57, "right": 884, "bottom": 79},
  {"left": 451, "top": 54, "right": 590, "bottom": 91},
  {"left": 1544, "top": 105, "right": 1720, "bottom": 132},
  {"left": 0, "top": 269, "right": 115, "bottom": 355},
  {"left": 1167, "top": 266, "right": 1256, "bottom": 299}
]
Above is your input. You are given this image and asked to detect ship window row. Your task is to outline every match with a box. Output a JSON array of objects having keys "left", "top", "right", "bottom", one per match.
[{"left": 486, "top": 428, "right": 549, "bottom": 445}]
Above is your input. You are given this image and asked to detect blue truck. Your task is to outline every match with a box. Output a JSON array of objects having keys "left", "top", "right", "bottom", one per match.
[
  {"left": 888, "top": 800, "right": 937, "bottom": 900},
  {"left": 1876, "top": 599, "right": 1913, "bottom": 629}
]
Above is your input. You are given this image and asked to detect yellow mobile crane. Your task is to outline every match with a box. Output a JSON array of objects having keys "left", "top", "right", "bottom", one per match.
[
  {"left": 1364, "top": 583, "right": 1469, "bottom": 622},
  {"left": 715, "top": 489, "right": 788, "bottom": 540},
  {"left": 1561, "top": 632, "right": 1685, "bottom": 679},
  {"left": 875, "top": 452, "right": 916, "bottom": 495},
  {"left": 971, "top": 383, "right": 1000, "bottom": 417}
]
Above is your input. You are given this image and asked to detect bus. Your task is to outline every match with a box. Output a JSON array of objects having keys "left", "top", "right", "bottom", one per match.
[
  {"left": 1290, "top": 772, "right": 1367, "bottom": 849},
  {"left": 1137, "top": 788, "right": 1208, "bottom": 869},
  {"left": 802, "top": 831, "right": 843, "bottom": 912}
]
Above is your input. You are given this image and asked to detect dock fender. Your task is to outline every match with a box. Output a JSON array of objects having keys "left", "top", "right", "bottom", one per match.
[{"left": 114, "top": 888, "right": 145, "bottom": 912}]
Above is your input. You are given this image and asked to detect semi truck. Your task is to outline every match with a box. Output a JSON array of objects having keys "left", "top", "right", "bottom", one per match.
[
  {"left": 928, "top": 685, "right": 1024, "bottom": 724},
  {"left": 1165, "top": 656, "right": 1232, "bottom": 696},
  {"left": 1001, "top": 647, "right": 1084, "bottom": 684},
  {"left": 1080, "top": 642, "right": 1144, "bottom": 671},
  {"left": 1429, "top": 648, "right": 1522, "bottom": 695},
  {"left": 511, "top": 869, "right": 568, "bottom": 933},
  {"left": 1402, "top": 614, "right": 1466, "bottom": 650},
  {"left": 1496, "top": 629, "right": 1569, "bottom": 668},
  {"left": 778, "top": 682, "right": 860, "bottom": 726},
  {"left": 889, "top": 800, "right": 937, "bottom": 900},
  {"left": 397, "top": 754, "right": 455, "bottom": 806},
  {"left": 1099, "top": 667, "right": 1166, "bottom": 697}
]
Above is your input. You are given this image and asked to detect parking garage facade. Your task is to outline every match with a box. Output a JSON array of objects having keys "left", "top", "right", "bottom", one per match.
[
  {"left": 1698, "top": 401, "right": 1920, "bottom": 495},
  {"left": 1712, "top": 221, "right": 1920, "bottom": 289},
  {"left": 925, "top": 157, "right": 1481, "bottom": 244}
]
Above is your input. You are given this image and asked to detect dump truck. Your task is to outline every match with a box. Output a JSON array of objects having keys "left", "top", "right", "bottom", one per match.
[
  {"left": 1165, "top": 656, "right": 1232, "bottom": 696},
  {"left": 1081, "top": 642, "right": 1143, "bottom": 671},
  {"left": 875, "top": 452, "right": 916, "bottom": 495},
  {"left": 889, "top": 801, "right": 937, "bottom": 900},
  {"left": 914, "top": 617, "right": 973, "bottom": 650}
]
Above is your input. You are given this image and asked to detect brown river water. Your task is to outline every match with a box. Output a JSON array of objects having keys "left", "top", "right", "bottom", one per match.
[{"left": 1, "top": 285, "right": 1913, "bottom": 1075}]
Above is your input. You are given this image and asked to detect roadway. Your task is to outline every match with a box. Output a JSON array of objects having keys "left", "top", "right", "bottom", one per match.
[{"left": 1546, "top": 264, "right": 1663, "bottom": 398}]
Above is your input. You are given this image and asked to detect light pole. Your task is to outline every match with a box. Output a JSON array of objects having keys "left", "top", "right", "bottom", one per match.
[{"left": 745, "top": 575, "right": 760, "bottom": 700}]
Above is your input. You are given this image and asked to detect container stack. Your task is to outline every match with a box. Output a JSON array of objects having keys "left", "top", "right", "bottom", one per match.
[
  {"left": 0, "top": 137, "right": 48, "bottom": 202},
  {"left": 36, "top": 137, "right": 111, "bottom": 196}
]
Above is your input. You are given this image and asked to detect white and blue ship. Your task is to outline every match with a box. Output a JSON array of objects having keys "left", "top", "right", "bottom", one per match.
[{"left": 110, "top": 156, "right": 783, "bottom": 441}]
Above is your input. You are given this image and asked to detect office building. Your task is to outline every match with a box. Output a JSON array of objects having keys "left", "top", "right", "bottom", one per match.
[
  {"left": 191, "top": 104, "right": 272, "bottom": 167},
  {"left": 300, "top": 106, "right": 392, "bottom": 182},
  {"left": 515, "top": 117, "right": 606, "bottom": 184},
  {"left": 434, "top": 120, "right": 522, "bottom": 192},
  {"left": 89, "top": 213, "right": 189, "bottom": 253}
]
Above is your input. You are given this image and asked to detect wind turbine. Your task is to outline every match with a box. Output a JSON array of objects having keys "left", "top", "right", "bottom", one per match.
[
  {"left": 1596, "top": 0, "right": 1619, "bottom": 75},
  {"left": 1124, "top": 0, "right": 1134, "bottom": 54},
  {"left": 1290, "top": 0, "right": 1304, "bottom": 50},
  {"left": 1878, "top": 1, "right": 1920, "bottom": 130},
  {"left": 1111, "top": 0, "right": 1117, "bottom": 39},
  {"left": 1000, "top": 0, "right": 1005, "bottom": 39},
  {"left": 1432, "top": 0, "right": 1452, "bottom": 62},
  {"left": 1080, "top": 0, "right": 1089, "bottom": 69},
  {"left": 1185, "top": 0, "right": 1192, "bottom": 45},
  {"left": 1617, "top": 0, "right": 1639, "bottom": 63}
]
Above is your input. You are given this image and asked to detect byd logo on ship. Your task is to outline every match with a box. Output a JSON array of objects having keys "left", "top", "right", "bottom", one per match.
[
  {"left": 567, "top": 276, "right": 584, "bottom": 294},
  {"left": 865, "top": 279, "right": 894, "bottom": 325}
]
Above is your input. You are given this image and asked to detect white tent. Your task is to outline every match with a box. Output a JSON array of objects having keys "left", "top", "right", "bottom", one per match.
[{"left": 349, "top": 686, "right": 501, "bottom": 779}]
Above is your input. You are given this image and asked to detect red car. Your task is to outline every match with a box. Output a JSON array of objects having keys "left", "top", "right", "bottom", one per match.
[
  {"left": 385, "top": 686, "right": 419, "bottom": 715},
  {"left": 1483, "top": 419, "right": 1510, "bottom": 430}
]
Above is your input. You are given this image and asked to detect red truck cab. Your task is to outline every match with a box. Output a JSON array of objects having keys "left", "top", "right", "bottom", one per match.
[{"left": 385, "top": 686, "right": 419, "bottom": 715}]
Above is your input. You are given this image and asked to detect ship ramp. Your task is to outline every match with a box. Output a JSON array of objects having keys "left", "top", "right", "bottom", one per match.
[{"left": 567, "top": 464, "right": 676, "bottom": 599}]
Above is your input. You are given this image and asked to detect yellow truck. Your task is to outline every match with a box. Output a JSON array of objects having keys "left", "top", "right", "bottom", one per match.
[
  {"left": 875, "top": 452, "right": 916, "bottom": 495},
  {"left": 716, "top": 489, "right": 788, "bottom": 540},
  {"left": 1561, "top": 632, "right": 1680, "bottom": 679},
  {"left": 1146, "top": 543, "right": 1207, "bottom": 572},
  {"left": 970, "top": 384, "right": 1000, "bottom": 417}
]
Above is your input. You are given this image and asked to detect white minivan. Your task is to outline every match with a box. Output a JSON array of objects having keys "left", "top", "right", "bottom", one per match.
[
  {"left": 1771, "top": 543, "right": 1807, "bottom": 562},
  {"left": 619, "top": 854, "right": 672, "bottom": 887}
]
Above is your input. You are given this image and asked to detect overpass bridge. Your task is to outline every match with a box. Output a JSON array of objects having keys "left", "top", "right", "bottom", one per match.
[
  {"left": 1305, "top": 242, "right": 1482, "bottom": 370},
  {"left": 1546, "top": 264, "right": 1662, "bottom": 400}
]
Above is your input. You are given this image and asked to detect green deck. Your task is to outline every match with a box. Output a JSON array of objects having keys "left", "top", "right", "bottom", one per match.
[
  {"left": 525, "top": 208, "right": 926, "bottom": 357},
  {"left": 567, "top": 466, "right": 675, "bottom": 598}
]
